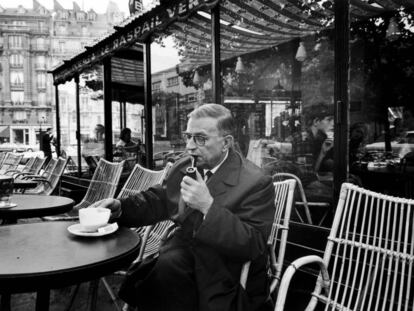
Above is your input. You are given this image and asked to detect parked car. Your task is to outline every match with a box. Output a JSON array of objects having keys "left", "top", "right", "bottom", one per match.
[
  {"left": 365, "top": 131, "right": 414, "bottom": 157},
  {"left": 0, "top": 143, "right": 39, "bottom": 153}
]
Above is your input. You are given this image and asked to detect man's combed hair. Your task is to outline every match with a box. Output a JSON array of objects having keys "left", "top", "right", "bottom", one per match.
[{"left": 188, "top": 103, "right": 235, "bottom": 136}]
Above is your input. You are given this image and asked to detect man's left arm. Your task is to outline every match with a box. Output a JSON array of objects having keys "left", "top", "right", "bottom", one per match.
[{"left": 193, "top": 176, "right": 275, "bottom": 262}]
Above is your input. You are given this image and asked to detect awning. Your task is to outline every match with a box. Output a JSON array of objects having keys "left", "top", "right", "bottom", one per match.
[
  {"left": 50, "top": 0, "right": 414, "bottom": 84},
  {"left": 0, "top": 126, "right": 10, "bottom": 138}
]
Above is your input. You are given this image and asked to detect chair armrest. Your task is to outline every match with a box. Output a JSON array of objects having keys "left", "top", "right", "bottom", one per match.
[
  {"left": 274, "top": 255, "right": 330, "bottom": 311},
  {"left": 22, "top": 174, "right": 43, "bottom": 180},
  {"left": 29, "top": 178, "right": 51, "bottom": 186},
  {"left": 240, "top": 261, "right": 251, "bottom": 289},
  {"left": 295, "top": 201, "right": 330, "bottom": 207},
  {"left": 4, "top": 169, "right": 19, "bottom": 175}
]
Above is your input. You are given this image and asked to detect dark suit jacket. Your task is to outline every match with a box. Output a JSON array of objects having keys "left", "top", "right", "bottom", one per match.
[{"left": 118, "top": 149, "right": 275, "bottom": 311}]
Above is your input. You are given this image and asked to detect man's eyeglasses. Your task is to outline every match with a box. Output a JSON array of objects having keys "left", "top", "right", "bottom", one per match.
[{"left": 182, "top": 133, "right": 224, "bottom": 146}]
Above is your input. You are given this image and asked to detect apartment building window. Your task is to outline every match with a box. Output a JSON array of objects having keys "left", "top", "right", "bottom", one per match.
[
  {"left": 58, "top": 25, "right": 67, "bottom": 35},
  {"left": 9, "top": 36, "right": 23, "bottom": 49},
  {"left": 14, "top": 110, "right": 27, "bottom": 121},
  {"left": 81, "top": 26, "right": 88, "bottom": 36},
  {"left": 36, "top": 37, "right": 46, "bottom": 50},
  {"left": 58, "top": 11, "right": 69, "bottom": 19},
  {"left": 39, "top": 21, "right": 46, "bottom": 32},
  {"left": 87, "top": 12, "right": 96, "bottom": 21},
  {"left": 37, "top": 73, "right": 47, "bottom": 89},
  {"left": 167, "top": 76, "right": 179, "bottom": 87},
  {"left": 38, "top": 92, "right": 46, "bottom": 105},
  {"left": 10, "top": 71, "right": 24, "bottom": 87},
  {"left": 12, "top": 21, "right": 26, "bottom": 26},
  {"left": 11, "top": 91, "right": 24, "bottom": 105},
  {"left": 58, "top": 41, "right": 65, "bottom": 53},
  {"left": 188, "top": 93, "right": 197, "bottom": 102},
  {"left": 77, "top": 12, "right": 86, "bottom": 21},
  {"left": 10, "top": 54, "right": 23, "bottom": 67},
  {"left": 36, "top": 55, "right": 46, "bottom": 69},
  {"left": 153, "top": 81, "right": 161, "bottom": 91}
]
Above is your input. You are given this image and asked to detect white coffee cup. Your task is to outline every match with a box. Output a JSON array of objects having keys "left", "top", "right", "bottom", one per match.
[{"left": 79, "top": 207, "right": 111, "bottom": 232}]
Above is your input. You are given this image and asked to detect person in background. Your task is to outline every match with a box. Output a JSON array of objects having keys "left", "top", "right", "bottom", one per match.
[
  {"left": 116, "top": 128, "right": 141, "bottom": 152},
  {"left": 293, "top": 103, "right": 334, "bottom": 174},
  {"left": 91, "top": 103, "right": 275, "bottom": 311},
  {"left": 41, "top": 127, "right": 53, "bottom": 166},
  {"left": 349, "top": 122, "right": 368, "bottom": 165}
]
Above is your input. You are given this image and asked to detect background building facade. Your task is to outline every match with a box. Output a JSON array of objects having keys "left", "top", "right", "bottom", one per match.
[{"left": 0, "top": 1, "right": 124, "bottom": 148}]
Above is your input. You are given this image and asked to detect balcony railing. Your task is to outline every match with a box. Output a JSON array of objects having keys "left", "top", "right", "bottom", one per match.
[
  {"left": 10, "top": 83, "right": 24, "bottom": 89},
  {"left": 31, "top": 45, "right": 49, "bottom": 51}
]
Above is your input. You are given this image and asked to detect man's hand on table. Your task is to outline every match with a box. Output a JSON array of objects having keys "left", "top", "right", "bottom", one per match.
[{"left": 89, "top": 198, "right": 122, "bottom": 220}]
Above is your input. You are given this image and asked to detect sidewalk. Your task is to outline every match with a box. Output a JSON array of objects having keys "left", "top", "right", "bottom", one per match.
[{"left": 11, "top": 275, "right": 125, "bottom": 310}]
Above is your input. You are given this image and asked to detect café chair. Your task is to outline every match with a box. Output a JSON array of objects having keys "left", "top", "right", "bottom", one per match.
[
  {"left": 241, "top": 179, "right": 296, "bottom": 305},
  {"left": 5, "top": 156, "right": 45, "bottom": 179},
  {"left": 0, "top": 152, "right": 6, "bottom": 166},
  {"left": 0, "top": 152, "right": 23, "bottom": 175},
  {"left": 23, "top": 157, "right": 68, "bottom": 195},
  {"left": 114, "top": 162, "right": 173, "bottom": 262},
  {"left": 43, "top": 158, "right": 125, "bottom": 221},
  {"left": 274, "top": 182, "right": 414, "bottom": 311},
  {"left": 65, "top": 162, "right": 172, "bottom": 311}
]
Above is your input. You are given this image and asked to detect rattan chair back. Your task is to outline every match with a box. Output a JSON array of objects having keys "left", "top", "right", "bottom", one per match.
[
  {"left": 25, "top": 157, "right": 67, "bottom": 195},
  {"left": 4, "top": 156, "right": 35, "bottom": 176},
  {"left": 0, "top": 152, "right": 6, "bottom": 166},
  {"left": 117, "top": 162, "right": 173, "bottom": 261},
  {"left": 75, "top": 158, "right": 125, "bottom": 210},
  {"left": 0, "top": 153, "right": 23, "bottom": 174},
  {"left": 275, "top": 182, "right": 414, "bottom": 311},
  {"left": 268, "top": 179, "right": 297, "bottom": 293}
]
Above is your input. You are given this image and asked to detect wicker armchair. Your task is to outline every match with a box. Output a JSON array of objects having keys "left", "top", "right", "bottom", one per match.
[
  {"left": 5, "top": 156, "right": 45, "bottom": 178},
  {"left": 241, "top": 179, "right": 296, "bottom": 298},
  {"left": 275, "top": 182, "right": 414, "bottom": 311},
  {"left": 23, "top": 157, "right": 67, "bottom": 195},
  {"left": 67, "top": 162, "right": 172, "bottom": 311},
  {"left": 117, "top": 162, "right": 173, "bottom": 261},
  {"left": 43, "top": 158, "right": 125, "bottom": 221},
  {"left": 0, "top": 153, "right": 23, "bottom": 174}
]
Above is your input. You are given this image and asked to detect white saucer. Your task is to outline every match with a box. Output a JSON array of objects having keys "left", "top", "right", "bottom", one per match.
[
  {"left": 0, "top": 202, "right": 17, "bottom": 209},
  {"left": 67, "top": 223, "right": 118, "bottom": 237}
]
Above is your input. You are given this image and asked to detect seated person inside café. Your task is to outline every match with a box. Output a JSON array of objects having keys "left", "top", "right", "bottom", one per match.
[
  {"left": 92, "top": 103, "right": 275, "bottom": 311},
  {"left": 116, "top": 127, "right": 142, "bottom": 154},
  {"left": 292, "top": 102, "right": 334, "bottom": 175},
  {"left": 82, "top": 124, "right": 105, "bottom": 172}
]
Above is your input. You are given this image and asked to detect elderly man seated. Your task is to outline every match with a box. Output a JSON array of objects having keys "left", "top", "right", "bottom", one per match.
[{"left": 92, "top": 104, "right": 275, "bottom": 311}]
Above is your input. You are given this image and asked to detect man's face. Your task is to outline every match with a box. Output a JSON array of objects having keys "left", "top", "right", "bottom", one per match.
[
  {"left": 184, "top": 116, "right": 227, "bottom": 169},
  {"left": 316, "top": 116, "right": 334, "bottom": 134}
]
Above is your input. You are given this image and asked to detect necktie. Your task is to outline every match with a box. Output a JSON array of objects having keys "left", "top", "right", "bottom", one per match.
[{"left": 205, "top": 170, "right": 213, "bottom": 182}]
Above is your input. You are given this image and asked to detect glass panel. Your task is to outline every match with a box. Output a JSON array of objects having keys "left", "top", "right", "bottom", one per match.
[
  {"left": 111, "top": 52, "right": 145, "bottom": 171},
  {"left": 79, "top": 65, "right": 104, "bottom": 176},
  {"left": 58, "top": 79, "right": 80, "bottom": 173},
  {"left": 150, "top": 30, "right": 211, "bottom": 170},
  {"left": 350, "top": 6, "right": 414, "bottom": 198},
  {"left": 218, "top": 5, "right": 335, "bottom": 225}
]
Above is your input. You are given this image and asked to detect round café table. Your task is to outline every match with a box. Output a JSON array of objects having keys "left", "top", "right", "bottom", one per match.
[
  {"left": 0, "top": 194, "right": 74, "bottom": 219},
  {"left": 0, "top": 221, "right": 141, "bottom": 311}
]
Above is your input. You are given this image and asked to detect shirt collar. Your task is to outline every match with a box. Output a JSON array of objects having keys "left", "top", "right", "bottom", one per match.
[{"left": 204, "top": 149, "right": 229, "bottom": 175}]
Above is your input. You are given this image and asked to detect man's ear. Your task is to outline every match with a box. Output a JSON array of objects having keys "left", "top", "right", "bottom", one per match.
[{"left": 223, "top": 135, "right": 234, "bottom": 152}]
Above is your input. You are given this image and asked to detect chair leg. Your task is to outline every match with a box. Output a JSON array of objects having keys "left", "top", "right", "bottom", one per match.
[
  {"left": 87, "top": 280, "right": 99, "bottom": 311},
  {"left": 64, "top": 285, "right": 80, "bottom": 311},
  {"left": 101, "top": 277, "right": 122, "bottom": 311}
]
